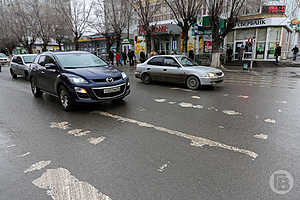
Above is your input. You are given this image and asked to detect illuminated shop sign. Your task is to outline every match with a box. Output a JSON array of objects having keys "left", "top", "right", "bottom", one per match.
[{"left": 262, "top": 5, "right": 286, "bottom": 14}]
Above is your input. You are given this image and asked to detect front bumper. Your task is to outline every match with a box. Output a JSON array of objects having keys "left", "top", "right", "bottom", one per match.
[
  {"left": 70, "top": 81, "right": 131, "bottom": 103},
  {"left": 200, "top": 76, "right": 224, "bottom": 85}
]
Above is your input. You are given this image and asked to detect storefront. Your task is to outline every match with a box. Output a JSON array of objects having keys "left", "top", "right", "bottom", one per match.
[
  {"left": 226, "top": 17, "right": 293, "bottom": 61},
  {"left": 136, "top": 23, "right": 181, "bottom": 55}
]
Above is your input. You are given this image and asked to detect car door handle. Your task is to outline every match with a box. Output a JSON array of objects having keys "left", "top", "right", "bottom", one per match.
[{"left": 163, "top": 69, "right": 167, "bottom": 71}]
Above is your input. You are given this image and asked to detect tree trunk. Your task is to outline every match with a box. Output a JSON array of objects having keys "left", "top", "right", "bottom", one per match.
[
  {"left": 74, "top": 38, "right": 79, "bottom": 51},
  {"left": 210, "top": 38, "right": 222, "bottom": 68},
  {"left": 182, "top": 28, "right": 189, "bottom": 54},
  {"left": 58, "top": 41, "right": 62, "bottom": 51},
  {"left": 116, "top": 34, "right": 121, "bottom": 53},
  {"left": 42, "top": 42, "right": 48, "bottom": 52}
]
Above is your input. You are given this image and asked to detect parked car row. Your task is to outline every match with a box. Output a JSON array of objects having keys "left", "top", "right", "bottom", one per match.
[{"left": 6, "top": 51, "right": 224, "bottom": 111}]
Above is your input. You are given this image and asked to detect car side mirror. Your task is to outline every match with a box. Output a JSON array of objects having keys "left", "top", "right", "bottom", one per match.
[{"left": 45, "top": 63, "right": 57, "bottom": 70}]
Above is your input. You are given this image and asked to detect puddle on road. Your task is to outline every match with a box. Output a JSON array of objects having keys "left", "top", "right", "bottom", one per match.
[
  {"left": 92, "top": 111, "right": 258, "bottom": 159},
  {"left": 24, "top": 161, "right": 51, "bottom": 173},
  {"left": 50, "top": 122, "right": 70, "bottom": 130},
  {"left": 32, "top": 168, "right": 112, "bottom": 200}
]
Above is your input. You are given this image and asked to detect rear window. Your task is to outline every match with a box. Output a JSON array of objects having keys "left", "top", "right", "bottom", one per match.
[
  {"left": 23, "top": 55, "right": 36, "bottom": 64},
  {"left": 148, "top": 57, "right": 163, "bottom": 65}
]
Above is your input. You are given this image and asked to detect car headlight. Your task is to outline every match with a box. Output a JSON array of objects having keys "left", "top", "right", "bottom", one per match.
[
  {"left": 67, "top": 76, "right": 88, "bottom": 84},
  {"left": 208, "top": 72, "right": 216, "bottom": 78},
  {"left": 121, "top": 72, "right": 127, "bottom": 79}
]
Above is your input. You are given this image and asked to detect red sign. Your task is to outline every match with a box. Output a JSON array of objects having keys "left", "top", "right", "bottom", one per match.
[
  {"left": 262, "top": 6, "right": 285, "bottom": 14},
  {"left": 138, "top": 25, "right": 168, "bottom": 35}
]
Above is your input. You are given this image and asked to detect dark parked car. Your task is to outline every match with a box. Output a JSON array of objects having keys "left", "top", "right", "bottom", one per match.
[
  {"left": 29, "top": 51, "right": 130, "bottom": 111},
  {"left": 10, "top": 54, "right": 37, "bottom": 80}
]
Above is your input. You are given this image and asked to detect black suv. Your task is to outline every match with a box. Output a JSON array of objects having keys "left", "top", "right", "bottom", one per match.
[{"left": 30, "top": 51, "right": 130, "bottom": 111}]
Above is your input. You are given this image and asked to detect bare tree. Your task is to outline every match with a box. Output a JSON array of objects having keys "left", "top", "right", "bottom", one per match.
[
  {"left": 205, "top": 0, "right": 246, "bottom": 67},
  {"left": 28, "top": 0, "right": 57, "bottom": 52},
  {"left": 127, "top": 0, "right": 160, "bottom": 54},
  {"left": 56, "top": 0, "right": 94, "bottom": 50},
  {"left": 163, "top": 0, "right": 202, "bottom": 53},
  {"left": 8, "top": 0, "right": 38, "bottom": 53}
]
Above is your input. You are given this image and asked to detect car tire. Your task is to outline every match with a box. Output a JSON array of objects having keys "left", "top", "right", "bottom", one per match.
[
  {"left": 30, "top": 78, "right": 43, "bottom": 98},
  {"left": 10, "top": 69, "right": 17, "bottom": 79},
  {"left": 141, "top": 73, "right": 152, "bottom": 84},
  {"left": 59, "top": 86, "right": 74, "bottom": 111},
  {"left": 186, "top": 76, "right": 201, "bottom": 90}
]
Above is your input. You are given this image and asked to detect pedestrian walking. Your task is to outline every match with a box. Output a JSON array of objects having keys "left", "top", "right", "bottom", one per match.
[
  {"left": 128, "top": 49, "right": 134, "bottom": 66},
  {"left": 189, "top": 49, "right": 195, "bottom": 60},
  {"left": 238, "top": 45, "right": 245, "bottom": 61},
  {"left": 292, "top": 45, "right": 299, "bottom": 61},
  {"left": 274, "top": 43, "right": 281, "bottom": 64},
  {"left": 122, "top": 51, "right": 127, "bottom": 65},
  {"left": 116, "top": 52, "right": 121, "bottom": 66},
  {"left": 109, "top": 50, "right": 114, "bottom": 65},
  {"left": 140, "top": 51, "right": 146, "bottom": 63}
]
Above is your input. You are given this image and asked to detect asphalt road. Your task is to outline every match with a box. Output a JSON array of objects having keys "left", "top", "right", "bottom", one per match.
[{"left": 0, "top": 65, "right": 300, "bottom": 200}]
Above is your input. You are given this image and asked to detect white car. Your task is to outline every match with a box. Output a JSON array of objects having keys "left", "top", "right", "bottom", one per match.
[
  {"left": 10, "top": 54, "right": 37, "bottom": 80},
  {"left": 0, "top": 53, "right": 9, "bottom": 71},
  {"left": 135, "top": 55, "right": 224, "bottom": 90}
]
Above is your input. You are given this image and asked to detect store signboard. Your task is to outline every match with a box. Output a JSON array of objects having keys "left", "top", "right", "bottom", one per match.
[
  {"left": 204, "top": 41, "right": 212, "bottom": 53},
  {"left": 262, "top": 5, "right": 286, "bottom": 14},
  {"left": 234, "top": 18, "right": 289, "bottom": 29}
]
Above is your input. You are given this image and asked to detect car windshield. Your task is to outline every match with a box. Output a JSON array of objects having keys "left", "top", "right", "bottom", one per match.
[
  {"left": 56, "top": 53, "right": 108, "bottom": 68},
  {"left": 176, "top": 56, "right": 197, "bottom": 67},
  {"left": 23, "top": 55, "right": 36, "bottom": 64},
  {"left": 0, "top": 53, "right": 8, "bottom": 58}
]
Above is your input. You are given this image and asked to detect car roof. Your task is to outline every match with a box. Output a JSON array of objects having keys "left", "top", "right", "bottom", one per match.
[
  {"left": 42, "top": 51, "right": 90, "bottom": 56},
  {"left": 151, "top": 55, "right": 185, "bottom": 58},
  {"left": 14, "top": 54, "right": 37, "bottom": 57}
]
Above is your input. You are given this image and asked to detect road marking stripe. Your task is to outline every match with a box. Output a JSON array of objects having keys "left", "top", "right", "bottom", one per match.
[
  {"left": 88, "top": 136, "right": 106, "bottom": 145},
  {"left": 17, "top": 152, "right": 31, "bottom": 158},
  {"left": 91, "top": 111, "right": 258, "bottom": 159},
  {"left": 32, "top": 168, "right": 112, "bottom": 200}
]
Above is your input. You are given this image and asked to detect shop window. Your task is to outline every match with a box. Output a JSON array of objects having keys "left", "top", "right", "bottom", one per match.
[
  {"left": 257, "top": 28, "right": 267, "bottom": 41},
  {"left": 236, "top": 29, "right": 255, "bottom": 40},
  {"left": 227, "top": 31, "right": 234, "bottom": 43},
  {"left": 256, "top": 42, "right": 265, "bottom": 59},
  {"left": 269, "top": 27, "right": 281, "bottom": 42}
]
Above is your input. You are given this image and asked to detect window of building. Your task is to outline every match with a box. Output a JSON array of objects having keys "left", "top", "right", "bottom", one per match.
[{"left": 267, "top": 27, "right": 281, "bottom": 59}]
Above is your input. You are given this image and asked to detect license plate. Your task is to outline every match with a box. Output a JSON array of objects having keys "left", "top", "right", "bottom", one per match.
[{"left": 104, "top": 87, "right": 121, "bottom": 94}]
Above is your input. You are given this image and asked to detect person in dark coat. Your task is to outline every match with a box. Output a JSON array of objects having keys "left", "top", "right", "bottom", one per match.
[
  {"left": 274, "top": 44, "right": 281, "bottom": 64},
  {"left": 140, "top": 51, "right": 146, "bottom": 63},
  {"left": 122, "top": 51, "right": 127, "bottom": 65},
  {"left": 128, "top": 49, "right": 135, "bottom": 66},
  {"left": 109, "top": 50, "right": 114, "bottom": 65},
  {"left": 189, "top": 49, "right": 195, "bottom": 60},
  {"left": 292, "top": 45, "right": 299, "bottom": 61},
  {"left": 227, "top": 46, "right": 233, "bottom": 63}
]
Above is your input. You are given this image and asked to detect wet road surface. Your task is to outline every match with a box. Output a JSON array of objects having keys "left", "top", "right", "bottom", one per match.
[{"left": 0, "top": 65, "right": 300, "bottom": 199}]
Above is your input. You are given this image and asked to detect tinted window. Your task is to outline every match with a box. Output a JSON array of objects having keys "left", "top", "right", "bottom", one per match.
[
  {"left": 148, "top": 57, "right": 163, "bottom": 65},
  {"left": 12, "top": 56, "right": 18, "bottom": 63},
  {"left": 164, "top": 57, "right": 179, "bottom": 67},
  {"left": 56, "top": 53, "right": 107, "bottom": 68},
  {"left": 16, "top": 57, "right": 23, "bottom": 64},
  {"left": 23, "top": 55, "right": 36, "bottom": 64},
  {"left": 44, "top": 56, "right": 55, "bottom": 65},
  {"left": 38, "top": 56, "right": 46, "bottom": 66}
]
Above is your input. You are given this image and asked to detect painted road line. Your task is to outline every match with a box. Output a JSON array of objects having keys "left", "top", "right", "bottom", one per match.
[
  {"left": 91, "top": 111, "right": 258, "bottom": 159},
  {"left": 50, "top": 122, "right": 70, "bottom": 130},
  {"left": 24, "top": 161, "right": 52, "bottom": 173},
  {"left": 88, "top": 136, "right": 106, "bottom": 145},
  {"left": 17, "top": 152, "right": 31, "bottom": 158},
  {"left": 32, "top": 168, "right": 112, "bottom": 200}
]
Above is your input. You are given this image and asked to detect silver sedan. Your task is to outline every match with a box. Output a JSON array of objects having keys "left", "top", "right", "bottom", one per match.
[{"left": 135, "top": 55, "right": 224, "bottom": 90}]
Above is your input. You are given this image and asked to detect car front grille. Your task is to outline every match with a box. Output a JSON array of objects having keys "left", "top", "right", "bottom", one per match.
[
  {"left": 92, "top": 84, "right": 126, "bottom": 99},
  {"left": 92, "top": 76, "right": 122, "bottom": 83}
]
